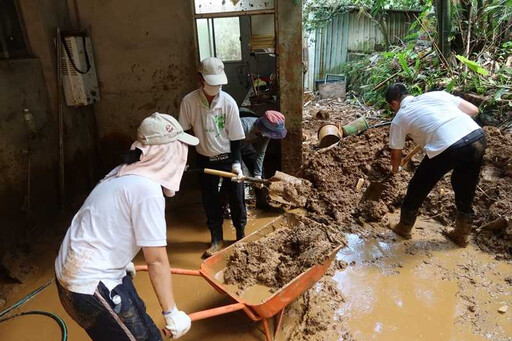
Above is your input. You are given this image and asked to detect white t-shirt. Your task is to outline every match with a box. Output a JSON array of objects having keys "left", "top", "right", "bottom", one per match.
[
  {"left": 389, "top": 91, "right": 480, "bottom": 158},
  {"left": 55, "top": 175, "right": 167, "bottom": 295},
  {"left": 178, "top": 89, "right": 245, "bottom": 157}
]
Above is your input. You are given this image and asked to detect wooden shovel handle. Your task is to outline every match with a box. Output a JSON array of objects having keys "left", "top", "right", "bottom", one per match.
[
  {"left": 401, "top": 145, "right": 422, "bottom": 166},
  {"left": 203, "top": 168, "right": 270, "bottom": 185},
  {"left": 203, "top": 168, "right": 238, "bottom": 178}
]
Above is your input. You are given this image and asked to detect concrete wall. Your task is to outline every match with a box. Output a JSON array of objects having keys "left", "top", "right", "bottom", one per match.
[
  {"left": 73, "top": 0, "right": 198, "bottom": 171},
  {"left": 1, "top": 0, "right": 99, "bottom": 261},
  {"left": 0, "top": 59, "right": 58, "bottom": 254}
]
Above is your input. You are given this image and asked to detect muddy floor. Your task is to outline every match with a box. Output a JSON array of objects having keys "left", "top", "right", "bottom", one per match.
[
  {"left": 1, "top": 99, "right": 511, "bottom": 340},
  {"left": 274, "top": 99, "right": 512, "bottom": 340},
  {"left": 0, "top": 194, "right": 282, "bottom": 341}
]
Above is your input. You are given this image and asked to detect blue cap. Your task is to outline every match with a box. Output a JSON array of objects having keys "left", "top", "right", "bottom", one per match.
[{"left": 255, "top": 116, "right": 287, "bottom": 139}]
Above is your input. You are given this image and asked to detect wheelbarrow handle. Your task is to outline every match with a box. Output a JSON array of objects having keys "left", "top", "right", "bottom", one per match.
[
  {"left": 134, "top": 265, "right": 201, "bottom": 276},
  {"left": 161, "top": 303, "right": 247, "bottom": 337}
]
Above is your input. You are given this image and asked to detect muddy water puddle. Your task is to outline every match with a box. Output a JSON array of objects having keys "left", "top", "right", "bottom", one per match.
[
  {"left": 214, "top": 269, "right": 274, "bottom": 305},
  {"left": 333, "top": 228, "right": 512, "bottom": 341}
]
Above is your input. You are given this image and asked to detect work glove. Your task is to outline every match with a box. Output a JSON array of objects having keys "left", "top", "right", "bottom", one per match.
[
  {"left": 163, "top": 307, "right": 191, "bottom": 339},
  {"left": 231, "top": 162, "right": 244, "bottom": 182},
  {"left": 254, "top": 175, "right": 264, "bottom": 189},
  {"left": 391, "top": 166, "right": 403, "bottom": 174},
  {"left": 126, "top": 262, "right": 136, "bottom": 279}
]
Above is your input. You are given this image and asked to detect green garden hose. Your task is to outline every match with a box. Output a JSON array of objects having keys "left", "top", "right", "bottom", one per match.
[
  {"left": 0, "top": 279, "right": 68, "bottom": 340},
  {"left": 0, "top": 310, "right": 68, "bottom": 341}
]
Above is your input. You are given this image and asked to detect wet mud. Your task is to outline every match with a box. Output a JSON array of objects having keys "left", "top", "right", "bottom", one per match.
[
  {"left": 276, "top": 100, "right": 512, "bottom": 340},
  {"left": 300, "top": 102, "right": 512, "bottom": 259},
  {"left": 278, "top": 215, "right": 512, "bottom": 341},
  {"left": 224, "top": 214, "right": 344, "bottom": 293}
]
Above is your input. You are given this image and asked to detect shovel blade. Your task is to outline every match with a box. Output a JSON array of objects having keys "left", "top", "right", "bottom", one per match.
[
  {"left": 268, "top": 171, "right": 311, "bottom": 208},
  {"left": 362, "top": 181, "right": 386, "bottom": 202}
]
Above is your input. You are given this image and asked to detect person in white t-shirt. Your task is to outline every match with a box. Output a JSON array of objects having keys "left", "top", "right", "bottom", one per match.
[
  {"left": 55, "top": 113, "right": 199, "bottom": 340},
  {"left": 179, "top": 57, "right": 246, "bottom": 258},
  {"left": 386, "top": 83, "right": 486, "bottom": 247}
]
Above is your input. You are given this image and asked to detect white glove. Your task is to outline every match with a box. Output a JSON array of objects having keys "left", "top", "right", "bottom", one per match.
[
  {"left": 254, "top": 175, "right": 264, "bottom": 189},
  {"left": 126, "top": 262, "right": 136, "bottom": 279},
  {"left": 391, "top": 166, "right": 403, "bottom": 174},
  {"left": 231, "top": 162, "right": 244, "bottom": 181},
  {"left": 163, "top": 307, "right": 191, "bottom": 339}
]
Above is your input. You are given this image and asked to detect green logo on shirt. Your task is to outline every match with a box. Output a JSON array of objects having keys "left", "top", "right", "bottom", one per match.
[{"left": 214, "top": 114, "right": 226, "bottom": 130}]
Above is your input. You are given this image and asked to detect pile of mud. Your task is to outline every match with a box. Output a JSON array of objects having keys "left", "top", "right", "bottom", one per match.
[
  {"left": 299, "top": 129, "right": 414, "bottom": 229},
  {"left": 300, "top": 108, "right": 512, "bottom": 259},
  {"left": 223, "top": 215, "right": 344, "bottom": 292}
]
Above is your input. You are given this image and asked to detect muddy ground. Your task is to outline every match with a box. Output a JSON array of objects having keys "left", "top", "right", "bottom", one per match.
[
  {"left": 300, "top": 100, "right": 512, "bottom": 260},
  {"left": 280, "top": 99, "right": 512, "bottom": 340}
]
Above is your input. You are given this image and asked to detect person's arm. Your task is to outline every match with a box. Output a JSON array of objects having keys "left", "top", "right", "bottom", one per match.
[
  {"left": 178, "top": 98, "right": 192, "bottom": 131},
  {"left": 254, "top": 137, "right": 270, "bottom": 178},
  {"left": 391, "top": 149, "right": 403, "bottom": 173},
  {"left": 230, "top": 139, "right": 242, "bottom": 164},
  {"left": 389, "top": 122, "right": 406, "bottom": 173},
  {"left": 458, "top": 99, "right": 479, "bottom": 117},
  {"left": 142, "top": 246, "right": 175, "bottom": 312}
]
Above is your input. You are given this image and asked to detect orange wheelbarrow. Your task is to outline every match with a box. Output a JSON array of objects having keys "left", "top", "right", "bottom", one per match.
[{"left": 135, "top": 217, "right": 341, "bottom": 341}]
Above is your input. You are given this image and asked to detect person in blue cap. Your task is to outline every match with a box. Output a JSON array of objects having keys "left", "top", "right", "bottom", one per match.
[{"left": 222, "top": 110, "right": 287, "bottom": 212}]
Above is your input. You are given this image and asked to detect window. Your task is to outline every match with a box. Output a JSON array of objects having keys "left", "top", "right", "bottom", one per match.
[
  {"left": 197, "top": 17, "right": 242, "bottom": 62},
  {"left": 0, "top": 0, "right": 28, "bottom": 59},
  {"left": 194, "top": 0, "right": 274, "bottom": 15}
]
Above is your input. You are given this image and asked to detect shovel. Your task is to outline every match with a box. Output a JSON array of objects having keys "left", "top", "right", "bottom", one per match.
[
  {"left": 201, "top": 168, "right": 270, "bottom": 186},
  {"left": 361, "top": 145, "right": 422, "bottom": 202},
  {"left": 194, "top": 168, "right": 312, "bottom": 208}
]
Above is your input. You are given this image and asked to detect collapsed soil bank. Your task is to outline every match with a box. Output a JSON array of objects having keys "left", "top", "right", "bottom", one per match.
[
  {"left": 224, "top": 214, "right": 344, "bottom": 292},
  {"left": 301, "top": 102, "right": 512, "bottom": 259}
]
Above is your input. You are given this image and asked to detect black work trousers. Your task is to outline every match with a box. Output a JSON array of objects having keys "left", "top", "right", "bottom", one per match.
[
  {"left": 197, "top": 154, "right": 246, "bottom": 239},
  {"left": 402, "top": 129, "right": 487, "bottom": 216},
  {"left": 220, "top": 143, "right": 269, "bottom": 209}
]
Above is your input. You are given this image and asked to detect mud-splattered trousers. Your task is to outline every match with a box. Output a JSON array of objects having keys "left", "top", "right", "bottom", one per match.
[
  {"left": 56, "top": 276, "right": 162, "bottom": 341},
  {"left": 401, "top": 128, "right": 487, "bottom": 217},
  {"left": 197, "top": 153, "right": 247, "bottom": 240},
  {"left": 220, "top": 142, "right": 269, "bottom": 209}
]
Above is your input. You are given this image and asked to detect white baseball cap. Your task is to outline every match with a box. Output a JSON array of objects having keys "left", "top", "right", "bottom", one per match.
[
  {"left": 137, "top": 112, "right": 199, "bottom": 146},
  {"left": 198, "top": 57, "right": 228, "bottom": 85}
]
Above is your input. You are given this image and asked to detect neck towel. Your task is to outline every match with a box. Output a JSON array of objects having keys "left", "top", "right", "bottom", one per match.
[{"left": 104, "top": 140, "right": 188, "bottom": 197}]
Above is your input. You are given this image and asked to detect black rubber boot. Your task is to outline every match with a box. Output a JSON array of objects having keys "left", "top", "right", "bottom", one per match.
[
  {"left": 390, "top": 209, "right": 417, "bottom": 239},
  {"left": 444, "top": 211, "right": 472, "bottom": 247},
  {"left": 202, "top": 229, "right": 224, "bottom": 259},
  {"left": 235, "top": 226, "right": 245, "bottom": 241}
]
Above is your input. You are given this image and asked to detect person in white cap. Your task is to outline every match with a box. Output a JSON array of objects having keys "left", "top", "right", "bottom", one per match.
[
  {"left": 178, "top": 57, "right": 246, "bottom": 258},
  {"left": 55, "top": 113, "right": 198, "bottom": 340}
]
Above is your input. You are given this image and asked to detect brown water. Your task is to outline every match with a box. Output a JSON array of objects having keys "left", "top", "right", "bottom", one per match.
[
  {"left": 216, "top": 265, "right": 274, "bottom": 305},
  {"left": 332, "top": 218, "right": 512, "bottom": 341}
]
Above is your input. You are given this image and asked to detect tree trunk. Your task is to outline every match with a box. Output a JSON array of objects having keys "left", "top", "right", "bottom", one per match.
[{"left": 436, "top": 0, "right": 451, "bottom": 57}]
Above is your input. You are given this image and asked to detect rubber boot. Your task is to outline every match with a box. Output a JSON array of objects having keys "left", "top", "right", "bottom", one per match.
[
  {"left": 444, "top": 212, "right": 472, "bottom": 247},
  {"left": 390, "top": 209, "right": 417, "bottom": 239},
  {"left": 235, "top": 226, "right": 245, "bottom": 241},
  {"left": 202, "top": 229, "right": 224, "bottom": 259}
]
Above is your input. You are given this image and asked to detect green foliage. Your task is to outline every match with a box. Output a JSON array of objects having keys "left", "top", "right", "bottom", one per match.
[
  {"left": 455, "top": 55, "right": 490, "bottom": 76},
  {"left": 341, "top": 41, "right": 511, "bottom": 117}
]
